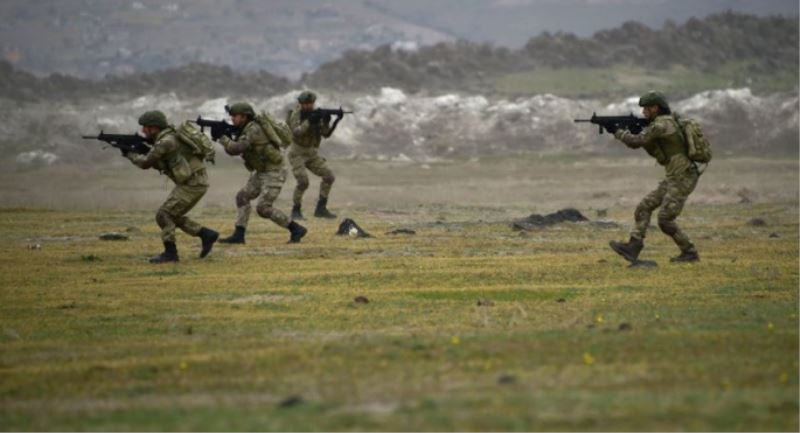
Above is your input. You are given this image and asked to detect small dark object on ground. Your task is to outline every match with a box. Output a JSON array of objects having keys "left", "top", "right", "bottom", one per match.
[
  {"left": 497, "top": 374, "right": 516, "bottom": 385},
  {"left": 556, "top": 298, "right": 566, "bottom": 303},
  {"left": 99, "top": 232, "right": 129, "bottom": 241},
  {"left": 81, "top": 254, "right": 101, "bottom": 262},
  {"left": 354, "top": 296, "right": 369, "bottom": 304},
  {"left": 747, "top": 218, "right": 767, "bottom": 227},
  {"left": 597, "top": 259, "right": 608, "bottom": 263},
  {"left": 278, "top": 396, "right": 303, "bottom": 408},
  {"left": 629, "top": 260, "right": 657, "bottom": 269},
  {"left": 386, "top": 228, "right": 416, "bottom": 235},
  {"left": 57, "top": 301, "right": 77, "bottom": 309},
  {"left": 769, "top": 232, "right": 780, "bottom": 238},
  {"left": 337, "top": 219, "right": 372, "bottom": 238},
  {"left": 512, "top": 208, "right": 588, "bottom": 231},
  {"left": 619, "top": 323, "right": 633, "bottom": 331},
  {"left": 185, "top": 326, "right": 193, "bottom": 335},
  {"left": 596, "top": 209, "right": 608, "bottom": 217},
  {"left": 477, "top": 299, "right": 494, "bottom": 307}
]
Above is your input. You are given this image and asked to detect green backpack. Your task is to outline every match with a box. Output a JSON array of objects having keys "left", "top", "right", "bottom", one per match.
[
  {"left": 256, "top": 111, "right": 293, "bottom": 149},
  {"left": 675, "top": 114, "right": 712, "bottom": 164},
  {"left": 176, "top": 121, "right": 216, "bottom": 164}
]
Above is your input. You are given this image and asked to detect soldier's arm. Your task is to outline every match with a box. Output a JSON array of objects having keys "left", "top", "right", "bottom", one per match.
[
  {"left": 320, "top": 120, "right": 333, "bottom": 138},
  {"left": 288, "top": 113, "right": 311, "bottom": 138},
  {"left": 614, "top": 121, "right": 667, "bottom": 149},
  {"left": 127, "top": 138, "right": 172, "bottom": 169},
  {"left": 220, "top": 131, "right": 251, "bottom": 155}
]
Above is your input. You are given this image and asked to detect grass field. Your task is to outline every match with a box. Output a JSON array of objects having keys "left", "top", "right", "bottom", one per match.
[{"left": 0, "top": 156, "right": 798, "bottom": 431}]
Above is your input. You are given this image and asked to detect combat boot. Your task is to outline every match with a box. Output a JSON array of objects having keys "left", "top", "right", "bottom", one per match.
[
  {"left": 314, "top": 197, "right": 337, "bottom": 219},
  {"left": 291, "top": 204, "right": 305, "bottom": 221},
  {"left": 150, "top": 241, "right": 179, "bottom": 264},
  {"left": 670, "top": 250, "right": 700, "bottom": 263},
  {"left": 609, "top": 237, "right": 644, "bottom": 263},
  {"left": 219, "top": 226, "right": 246, "bottom": 244},
  {"left": 288, "top": 221, "right": 307, "bottom": 243},
  {"left": 198, "top": 227, "right": 219, "bottom": 258}
]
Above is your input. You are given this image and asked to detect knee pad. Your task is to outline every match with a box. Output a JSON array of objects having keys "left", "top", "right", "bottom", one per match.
[
  {"left": 322, "top": 174, "right": 336, "bottom": 184},
  {"left": 296, "top": 179, "right": 310, "bottom": 191},
  {"left": 256, "top": 204, "right": 274, "bottom": 219},
  {"left": 155, "top": 209, "right": 171, "bottom": 228},
  {"left": 658, "top": 219, "right": 678, "bottom": 236},
  {"left": 235, "top": 191, "right": 250, "bottom": 208}
]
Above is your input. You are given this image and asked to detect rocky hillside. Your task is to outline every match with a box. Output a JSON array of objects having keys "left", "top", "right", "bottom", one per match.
[{"left": 304, "top": 12, "right": 798, "bottom": 94}]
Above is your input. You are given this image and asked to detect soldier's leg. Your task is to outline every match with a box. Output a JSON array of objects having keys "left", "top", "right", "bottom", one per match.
[
  {"left": 610, "top": 180, "right": 667, "bottom": 262},
  {"left": 306, "top": 155, "right": 335, "bottom": 200},
  {"left": 255, "top": 170, "right": 290, "bottom": 229},
  {"left": 290, "top": 152, "right": 310, "bottom": 207},
  {"left": 235, "top": 173, "right": 262, "bottom": 228},
  {"left": 255, "top": 169, "right": 307, "bottom": 243},
  {"left": 220, "top": 174, "right": 259, "bottom": 244},
  {"left": 151, "top": 186, "right": 187, "bottom": 263},
  {"left": 658, "top": 170, "right": 700, "bottom": 257},
  {"left": 169, "top": 184, "right": 208, "bottom": 237},
  {"left": 307, "top": 155, "right": 336, "bottom": 218},
  {"left": 631, "top": 180, "right": 668, "bottom": 241}
]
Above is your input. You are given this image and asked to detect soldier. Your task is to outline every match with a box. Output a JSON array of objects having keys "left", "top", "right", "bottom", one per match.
[
  {"left": 286, "top": 91, "right": 340, "bottom": 220},
  {"left": 217, "top": 102, "right": 307, "bottom": 244},
  {"left": 608, "top": 91, "right": 701, "bottom": 263},
  {"left": 127, "top": 111, "right": 218, "bottom": 263}
]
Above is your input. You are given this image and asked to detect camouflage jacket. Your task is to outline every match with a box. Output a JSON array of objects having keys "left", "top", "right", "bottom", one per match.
[
  {"left": 615, "top": 114, "right": 692, "bottom": 177},
  {"left": 220, "top": 120, "right": 283, "bottom": 172},
  {"left": 286, "top": 105, "right": 333, "bottom": 149},
  {"left": 128, "top": 127, "right": 205, "bottom": 185}
]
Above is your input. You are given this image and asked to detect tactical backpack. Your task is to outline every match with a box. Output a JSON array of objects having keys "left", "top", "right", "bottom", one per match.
[
  {"left": 256, "top": 111, "right": 293, "bottom": 149},
  {"left": 674, "top": 115, "right": 712, "bottom": 164},
  {"left": 176, "top": 121, "right": 216, "bottom": 164}
]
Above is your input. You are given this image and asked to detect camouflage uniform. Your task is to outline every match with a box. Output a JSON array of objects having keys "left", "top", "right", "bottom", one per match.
[
  {"left": 127, "top": 127, "right": 209, "bottom": 243},
  {"left": 220, "top": 120, "right": 290, "bottom": 229},
  {"left": 615, "top": 115, "right": 699, "bottom": 253},
  {"left": 286, "top": 105, "right": 336, "bottom": 206}
]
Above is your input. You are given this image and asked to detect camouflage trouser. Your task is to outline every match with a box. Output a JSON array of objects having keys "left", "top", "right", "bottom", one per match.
[
  {"left": 235, "top": 168, "right": 290, "bottom": 229},
  {"left": 156, "top": 171, "right": 208, "bottom": 243},
  {"left": 632, "top": 166, "right": 699, "bottom": 252},
  {"left": 289, "top": 146, "right": 335, "bottom": 206}
]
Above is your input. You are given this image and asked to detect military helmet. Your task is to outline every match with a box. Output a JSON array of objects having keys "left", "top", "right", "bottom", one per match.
[
  {"left": 638, "top": 91, "right": 670, "bottom": 110},
  {"left": 227, "top": 102, "right": 255, "bottom": 117},
  {"left": 137, "top": 110, "right": 169, "bottom": 128},
  {"left": 297, "top": 90, "right": 317, "bottom": 103}
]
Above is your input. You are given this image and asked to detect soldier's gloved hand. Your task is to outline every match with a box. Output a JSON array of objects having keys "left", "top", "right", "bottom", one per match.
[
  {"left": 210, "top": 126, "right": 223, "bottom": 141},
  {"left": 604, "top": 123, "right": 619, "bottom": 134},
  {"left": 323, "top": 114, "right": 331, "bottom": 124}
]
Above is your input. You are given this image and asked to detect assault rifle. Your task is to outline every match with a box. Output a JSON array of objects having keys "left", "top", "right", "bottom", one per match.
[
  {"left": 574, "top": 112, "right": 650, "bottom": 135},
  {"left": 82, "top": 131, "right": 151, "bottom": 155},
  {"left": 303, "top": 107, "right": 354, "bottom": 124},
  {"left": 194, "top": 116, "right": 238, "bottom": 141}
]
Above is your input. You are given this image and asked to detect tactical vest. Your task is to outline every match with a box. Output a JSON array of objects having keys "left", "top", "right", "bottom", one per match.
[
  {"left": 288, "top": 106, "right": 323, "bottom": 149},
  {"left": 646, "top": 116, "right": 687, "bottom": 166},
  {"left": 156, "top": 128, "right": 205, "bottom": 184},
  {"left": 241, "top": 121, "right": 282, "bottom": 172}
]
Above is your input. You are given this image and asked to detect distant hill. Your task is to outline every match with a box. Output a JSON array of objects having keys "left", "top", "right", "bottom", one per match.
[
  {"left": 304, "top": 12, "right": 799, "bottom": 96},
  {"left": 0, "top": 12, "right": 796, "bottom": 101}
]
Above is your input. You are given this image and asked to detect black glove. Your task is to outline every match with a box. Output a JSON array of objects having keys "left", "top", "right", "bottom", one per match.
[
  {"left": 629, "top": 125, "right": 643, "bottom": 135},
  {"left": 211, "top": 126, "right": 223, "bottom": 141},
  {"left": 604, "top": 123, "right": 619, "bottom": 134},
  {"left": 323, "top": 114, "right": 332, "bottom": 124}
]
